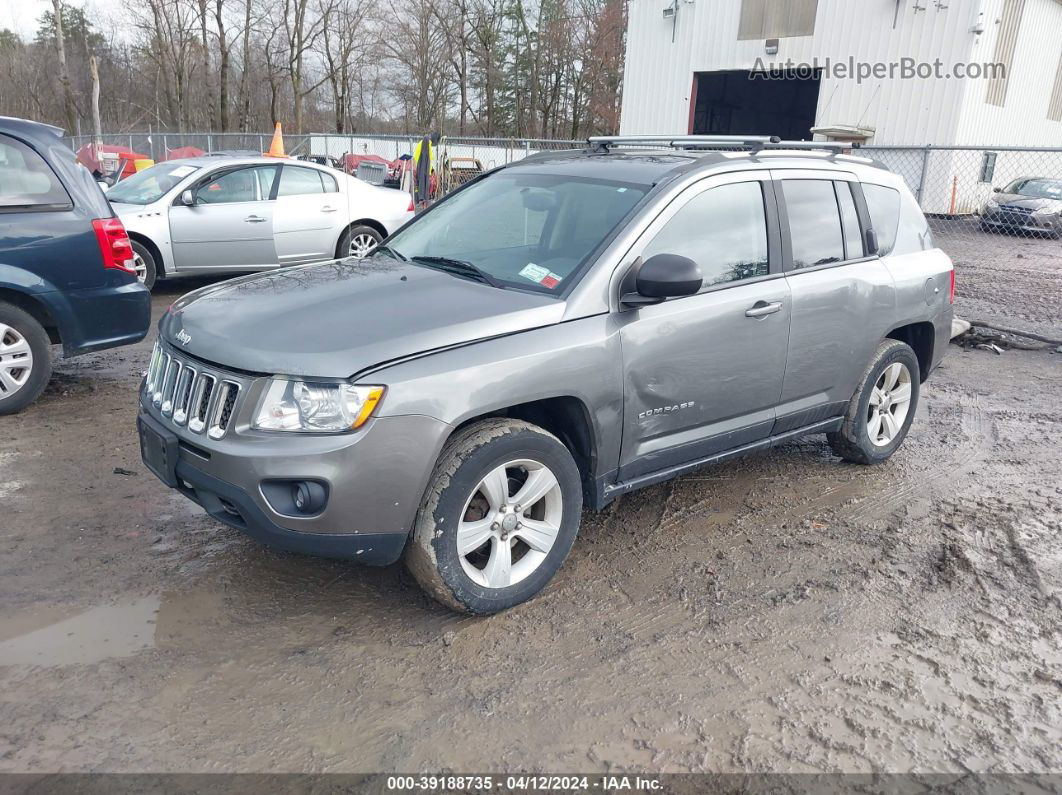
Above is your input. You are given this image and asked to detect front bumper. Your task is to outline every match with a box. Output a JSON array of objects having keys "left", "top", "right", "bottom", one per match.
[
  {"left": 137, "top": 386, "right": 451, "bottom": 565},
  {"left": 980, "top": 212, "right": 1060, "bottom": 236}
]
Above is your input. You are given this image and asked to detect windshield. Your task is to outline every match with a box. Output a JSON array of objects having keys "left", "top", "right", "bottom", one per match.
[
  {"left": 1004, "top": 178, "right": 1062, "bottom": 200},
  {"left": 107, "top": 162, "right": 201, "bottom": 205},
  {"left": 382, "top": 171, "right": 648, "bottom": 294}
]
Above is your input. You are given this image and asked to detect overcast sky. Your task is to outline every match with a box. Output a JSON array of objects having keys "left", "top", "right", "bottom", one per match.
[{"left": 0, "top": 0, "right": 118, "bottom": 37}]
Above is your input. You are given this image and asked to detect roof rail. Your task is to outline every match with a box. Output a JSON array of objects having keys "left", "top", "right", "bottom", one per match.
[{"left": 586, "top": 135, "right": 860, "bottom": 155}]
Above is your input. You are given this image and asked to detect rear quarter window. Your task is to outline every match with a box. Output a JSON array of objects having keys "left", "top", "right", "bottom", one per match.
[
  {"left": 863, "top": 183, "right": 933, "bottom": 257},
  {"left": 0, "top": 135, "right": 73, "bottom": 212}
]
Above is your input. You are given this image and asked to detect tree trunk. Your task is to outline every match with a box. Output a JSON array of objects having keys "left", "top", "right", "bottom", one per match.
[
  {"left": 51, "top": 0, "right": 78, "bottom": 134},
  {"left": 215, "top": 0, "right": 230, "bottom": 131},
  {"left": 89, "top": 55, "right": 102, "bottom": 143}
]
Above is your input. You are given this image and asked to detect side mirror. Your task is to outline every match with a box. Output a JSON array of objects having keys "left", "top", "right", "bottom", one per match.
[
  {"left": 864, "top": 228, "right": 880, "bottom": 256},
  {"left": 180, "top": 189, "right": 195, "bottom": 206},
  {"left": 622, "top": 253, "right": 702, "bottom": 306},
  {"left": 992, "top": 186, "right": 1002, "bottom": 193}
]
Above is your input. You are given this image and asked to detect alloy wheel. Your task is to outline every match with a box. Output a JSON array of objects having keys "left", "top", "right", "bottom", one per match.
[
  {"left": 0, "top": 323, "right": 34, "bottom": 398},
  {"left": 132, "top": 252, "right": 148, "bottom": 283},
  {"left": 349, "top": 233, "right": 378, "bottom": 258},
  {"left": 457, "top": 459, "right": 563, "bottom": 589},
  {"left": 867, "top": 362, "right": 912, "bottom": 446}
]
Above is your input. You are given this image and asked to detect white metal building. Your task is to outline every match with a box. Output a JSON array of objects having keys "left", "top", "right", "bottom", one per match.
[{"left": 620, "top": 0, "right": 1062, "bottom": 147}]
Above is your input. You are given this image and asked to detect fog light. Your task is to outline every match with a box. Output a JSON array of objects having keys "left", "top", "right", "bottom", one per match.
[{"left": 292, "top": 481, "right": 327, "bottom": 514}]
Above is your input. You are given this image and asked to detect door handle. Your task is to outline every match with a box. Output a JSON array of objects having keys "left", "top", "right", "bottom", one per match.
[
  {"left": 321, "top": 206, "right": 338, "bottom": 213},
  {"left": 244, "top": 215, "right": 267, "bottom": 223},
  {"left": 745, "top": 301, "right": 783, "bottom": 318}
]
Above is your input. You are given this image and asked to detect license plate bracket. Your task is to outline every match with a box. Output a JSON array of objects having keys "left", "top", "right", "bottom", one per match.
[{"left": 138, "top": 415, "right": 180, "bottom": 488}]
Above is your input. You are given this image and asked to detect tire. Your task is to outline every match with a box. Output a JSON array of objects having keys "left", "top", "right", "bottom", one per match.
[
  {"left": 827, "top": 339, "right": 921, "bottom": 465},
  {"left": 405, "top": 418, "right": 583, "bottom": 614},
  {"left": 338, "top": 224, "right": 382, "bottom": 259},
  {"left": 0, "top": 303, "right": 52, "bottom": 416},
  {"left": 130, "top": 240, "right": 158, "bottom": 290}
]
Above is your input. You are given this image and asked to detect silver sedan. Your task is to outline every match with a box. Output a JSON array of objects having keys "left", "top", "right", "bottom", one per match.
[{"left": 106, "top": 156, "right": 415, "bottom": 288}]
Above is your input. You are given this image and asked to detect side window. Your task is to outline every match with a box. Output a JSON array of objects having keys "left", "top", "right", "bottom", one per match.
[
  {"left": 196, "top": 167, "right": 264, "bottom": 204},
  {"left": 642, "top": 181, "right": 769, "bottom": 289},
  {"left": 320, "top": 171, "right": 339, "bottom": 193},
  {"left": 835, "top": 181, "right": 864, "bottom": 259},
  {"left": 862, "top": 183, "right": 900, "bottom": 256},
  {"left": 0, "top": 134, "right": 72, "bottom": 212},
  {"left": 278, "top": 166, "right": 325, "bottom": 196},
  {"left": 781, "top": 179, "right": 845, "bottom": 269}
]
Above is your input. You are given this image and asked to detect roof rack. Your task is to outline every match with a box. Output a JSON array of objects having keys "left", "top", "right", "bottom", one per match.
[{"left": 586, "top": 135, "right": 859, "bottom": 155}]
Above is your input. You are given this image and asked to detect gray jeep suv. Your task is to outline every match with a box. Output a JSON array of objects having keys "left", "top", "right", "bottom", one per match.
[{"left": 138, "top": 135, "right": 954, "bottom": 614}]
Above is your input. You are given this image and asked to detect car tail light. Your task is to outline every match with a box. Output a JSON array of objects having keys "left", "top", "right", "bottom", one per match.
[
  {"left": 407, "top": 198, "right": 415, "bottom": 212},
  {"left": 949, "top": 269, "right": 956, "bottom": 304},
  {"left": 91, "top": 218, "right": 136, "bottom": 275}
]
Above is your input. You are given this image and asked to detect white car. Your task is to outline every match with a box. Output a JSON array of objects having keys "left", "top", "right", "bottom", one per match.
[{"left": 106, "top": 156, "right": 414, "bottom": 288}]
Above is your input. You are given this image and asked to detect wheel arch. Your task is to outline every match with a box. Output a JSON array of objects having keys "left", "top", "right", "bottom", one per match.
[
  {"left": 335, "top": 219, "right": 388, "bottom": 258},
  {"left": 450, "top": 396, "right": 599, "bottom": 509},
  {"left": 886, "top": 321, "right": 934, "bottom": 383},
  {"left": 127, "top": 232, "right": 165, "bottom": 277},
  {"left": 0, "top": 286, "right": 61, "bottom": 344}
]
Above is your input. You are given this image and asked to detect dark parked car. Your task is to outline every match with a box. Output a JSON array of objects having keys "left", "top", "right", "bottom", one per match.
[
  {"left": 980, "top": 177, "right": 1062, "bottom": 237},
  {"left": 0, "top": 116, "right": 151, "bottom": 414}
]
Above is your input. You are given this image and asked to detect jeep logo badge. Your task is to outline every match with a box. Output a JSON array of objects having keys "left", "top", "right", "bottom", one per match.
[{"left": 175, "top": 329, "right": 192, "bottom": 346}]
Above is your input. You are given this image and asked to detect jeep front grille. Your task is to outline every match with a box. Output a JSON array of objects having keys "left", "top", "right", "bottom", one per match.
[{"left": 144, "top": 342, "right": 243, "bottom": 439}]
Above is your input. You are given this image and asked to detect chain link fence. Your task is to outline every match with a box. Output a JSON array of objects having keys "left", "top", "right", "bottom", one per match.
[{"left": 65, "top": 133, "right": 1061, "bottom": 327}]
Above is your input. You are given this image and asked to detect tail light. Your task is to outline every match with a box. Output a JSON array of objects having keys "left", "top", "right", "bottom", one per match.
[
  {"left": 91, "top": 218, "right": 136, "bottom": 275},
  {"left": 407, "top": 198, "right": 415, "bottom": 212},
  {"left": 949, "top": 269, "right": 956, "bottom": 304}
]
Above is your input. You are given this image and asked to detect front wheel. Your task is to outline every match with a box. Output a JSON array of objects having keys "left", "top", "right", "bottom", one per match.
[
  {"left": 130, "top": 241, "right": 158, "bottom": 290},
  {"left": 405, "top": 418, "right": 583, "bottom": 614},
  {"left": 827, "top": 339, "right": 920, "bottom": 465}
]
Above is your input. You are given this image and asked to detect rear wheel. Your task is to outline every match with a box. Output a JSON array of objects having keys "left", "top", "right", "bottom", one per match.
[
  {"left": 339, "top": 224, "right": 382, "bottom": 259},
  {"left": 130, "top": 240, "right": 158, "bottom": 290},
  {"left": 828, "top": 339, "right": 920, "bottom": 465},
  {"left": 0, "top": 303, "right": 52, "bottom": 415},
  {"left": 405, "top": 418, "right": 583, "bottom": 614}
]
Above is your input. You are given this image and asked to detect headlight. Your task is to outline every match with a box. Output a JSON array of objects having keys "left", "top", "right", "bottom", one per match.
[{"left": 254, "top": 380, "right": 385, "bottom": 432}]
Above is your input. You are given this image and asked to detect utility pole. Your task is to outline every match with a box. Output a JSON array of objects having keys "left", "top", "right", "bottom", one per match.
[{"left": 51, "top": 0, "right": 78, "bottom": 134}]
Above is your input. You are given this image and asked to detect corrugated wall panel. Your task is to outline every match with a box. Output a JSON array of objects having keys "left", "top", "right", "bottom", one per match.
[
  {"left": 955, "top": 0, "right": 1062, "bottom": 144},
  {"left": 985, "top": 0, "right": 1026, "bottom": 106},
  {"left": 621, "top": 0, "right": 1061, "bottom": 145}
]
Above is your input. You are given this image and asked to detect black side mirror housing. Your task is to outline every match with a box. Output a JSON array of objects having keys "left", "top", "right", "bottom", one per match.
[
  {"left": 865, "top": 228, "right": 880, "bottom": 256},
  {"left": 622, "top": 253, "right": 703, "bottom": 306},
  {"left": 992, "top": 186, "right": 1002, "bottom": 193}
]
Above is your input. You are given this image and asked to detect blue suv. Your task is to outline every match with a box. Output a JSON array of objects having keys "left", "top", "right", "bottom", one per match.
[{"left": 0, "top": 117, "right": 150, "bottom": 414}]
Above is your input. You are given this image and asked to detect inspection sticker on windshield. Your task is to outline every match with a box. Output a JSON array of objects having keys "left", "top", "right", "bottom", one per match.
[
  {"left": 170, "top": 165, "right": 198, "bottom": 177},
  {"left": 519, "top": 263, "right": 562, "bottom": 289}
]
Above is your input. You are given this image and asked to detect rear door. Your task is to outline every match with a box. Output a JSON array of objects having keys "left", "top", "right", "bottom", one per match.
[
  {"left": 617, "top": 171, "right": 792, "bottom": 481},
  {"left": 773, "top": 170, "right": 895, "bottom": 431},
  {"left": 168, "top": 165, "right": 279, "bottom": 271},
  {"left": 273, "top": 165, "right": 343, "bottom": 265}
]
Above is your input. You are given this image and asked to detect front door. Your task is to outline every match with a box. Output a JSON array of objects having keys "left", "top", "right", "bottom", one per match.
[
  {"left": 272, "top": 165, "right": 342, "bottom": 265},
  {"left": 617, "top": 173, "right": 792, "bottom": 481},
  {"left": 168, "top": 165, "right": 279, "bottom": 271}
]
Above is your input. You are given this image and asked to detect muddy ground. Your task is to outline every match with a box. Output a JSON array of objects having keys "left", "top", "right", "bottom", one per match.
[{"left": 1, "top": 227, "right": 1060, "bottom": 774}]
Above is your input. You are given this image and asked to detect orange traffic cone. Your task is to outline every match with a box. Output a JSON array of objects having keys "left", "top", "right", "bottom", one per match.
[{"left": 265, "top": 122, "right": 286, "bottom": 157}]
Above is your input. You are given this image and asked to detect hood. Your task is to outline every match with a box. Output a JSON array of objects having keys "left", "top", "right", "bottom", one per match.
[
  {"left": 160, "top": 258, "right": 565, "bottom": 378},
  {"left": 996, "top": 194, "right": 1062, "bottom": 213}
]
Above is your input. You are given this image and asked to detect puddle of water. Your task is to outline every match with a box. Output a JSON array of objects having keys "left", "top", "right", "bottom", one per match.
[{"left": 0, "top": 597, "right": 160, "bottom": 667}]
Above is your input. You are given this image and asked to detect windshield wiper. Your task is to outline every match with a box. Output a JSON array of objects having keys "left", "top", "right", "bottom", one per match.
[{"left": 411, "top": 256, "right": 505, "bottom": 289}]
